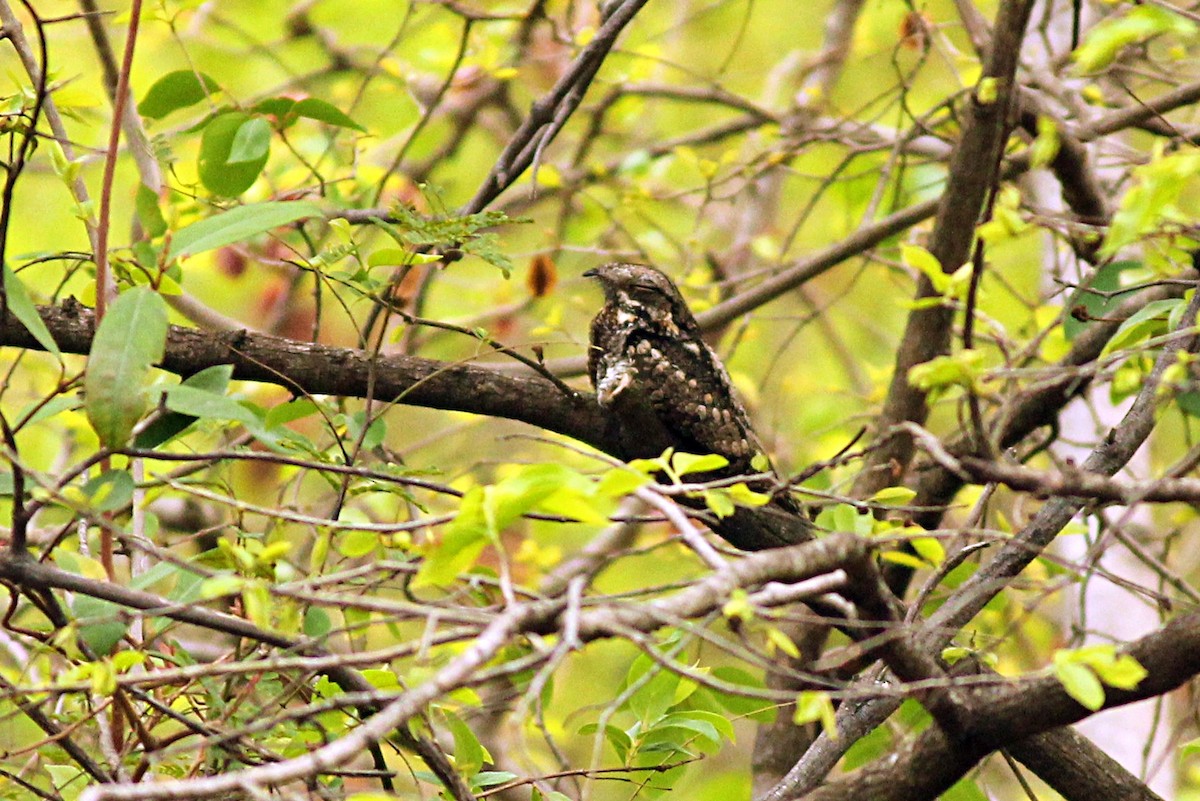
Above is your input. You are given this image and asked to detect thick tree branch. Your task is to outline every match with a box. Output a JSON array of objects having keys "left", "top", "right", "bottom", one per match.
[
  {"left": 925, "top": 286, "right": 1200, "bottom": 639},
  {"left": 0, "top": 301, "right": 811, "bottom": 550},
  {"left": 4, "top": 298, "right": 611, "bottom": 451},
  {"left": 768, "top": 283, "right": 1200, "bottom": 799},
  {"left": 798, "top": 610, "right": 1200, "bottom": 801},
  {"left": 852, "top": 0, "right": 1036, "bottom": 499}
]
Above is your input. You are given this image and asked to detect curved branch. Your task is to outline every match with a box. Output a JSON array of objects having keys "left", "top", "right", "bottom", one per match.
[
  {"left": 5, "top": 298, "right": 612, "bottom": 451},
  {"left": 799, "top": 610, "right": 1200, "bottom": 801},
  {"left": 1, "top": 301, "right": 811, "bottom": 550}
]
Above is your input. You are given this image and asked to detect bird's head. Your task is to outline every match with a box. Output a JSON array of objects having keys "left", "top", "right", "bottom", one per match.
[{"left": 583, "top": 262, "right": 699, "bottom": 333}]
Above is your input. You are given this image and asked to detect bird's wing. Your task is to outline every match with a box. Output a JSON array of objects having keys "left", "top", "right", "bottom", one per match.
[{"left": 625, "top": 330, "right": 763, "bottom": 471}]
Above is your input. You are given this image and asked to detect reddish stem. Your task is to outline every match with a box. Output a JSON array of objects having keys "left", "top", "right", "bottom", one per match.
[{"left": 94, "top": 0, "right": 144, "bottom": 321}]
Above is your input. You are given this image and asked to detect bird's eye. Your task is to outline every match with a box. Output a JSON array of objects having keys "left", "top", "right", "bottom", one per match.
[{"left": 630, "top": 282, "right": 661, "bottom": 293}]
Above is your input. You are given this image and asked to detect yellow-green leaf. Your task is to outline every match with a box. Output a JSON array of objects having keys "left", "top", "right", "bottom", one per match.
[
  {"left": 910, "top": 536, "right": 945, "bottom": 565},
  {"left": 793, "top": 691, "right": 837, "bottom": 738},
  {"left": 870, "top": 486, "right": 916, "bottom": 506},
  {"left": 766, "top": 626, "right": 800, "bottom": 658},
  {"left": 1054, "top": 657, "right": 1105, "bottom": 710},
  {"left": 84, "top": 287, "right": 168, "bottom": 448},
  {"left": 672, "top": 452, "right": 730, "bottom": 476}
]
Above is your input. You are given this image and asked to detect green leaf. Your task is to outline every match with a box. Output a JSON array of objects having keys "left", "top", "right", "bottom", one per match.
[
  {"left": 252, "top": 97, "right": 297, "bottom": 120},
  {"left": 293, "top": 97, "right": 367, "bottom": 132},
  {"left": 793, "top": 691, "right": 837, "bottom": 738},
  {"left": 111, "top": 651, "right": 146, "bottom": 672},
  {"left": 655, "top": 712, "right": 723, "bottom": 747},
  {"left": 135, "top": 364, "right": 235, "bottom": 448},
  {"left": 304, "top": 607, "right": 332, "bottom": 639},
  {"left": 241, "top": 583, "right": 270, "bottom": 629},
  {"left": 1102, "top": 298, "right": 1181, "bottom": 355},
  {"left": 910, "top": 536, "right": 946, "bottom": 565},
  {"left": 766, "top": 626, "right": 800, "bottom": 658},
  {"left": 167, "top": 201, "right": 322, "bottom": 260},
  {"left": 135, "top": 184, "right": 168, "bottom": 239},
  {"left": 1092, "top": 654, "right": 1148, "bottom": 689},
  {"left": 179, "top": 364, "right": 236, "bottom": 393},
  {"left": 880, "top": 550, "right": 926, "bottom": 569},
  {"left": 722, "top": 588, "right": 753, "bottom": 622},
  {"left": 198, "top": 574, "right": 245, "bottom": 600},
  {"left": 441, "top": 709, "right": 489, "bottom": 777},
  {"left": 347, "top": 411, "right": 387, "bottom": 450},
  {"left": 486, "top": 464, "right": 592, "bottom": 531},
  {"left": 941, "top": 646, "right": 971, "bottom": 665},
  {"left": 727, "top": 482, "right": 771, "bottom": 507},
  {"left": 1054, "top": 657, "right": 1105, "bottom": 710},
  {"left": 596, "top": 467, "right": 650, "bottom": 497},
  {"left": 708, "top": 666, "right": 774, "bottom": 721},
  {"left": 414, "top": 486, "right": 489, "bottom": 587},
  {"left": 361, "top": 668, "right": 401, "bottom": 690},
  {"left": 337, "top": 529, "right": 378, "bottom": 559},
  {"left": 901, "top": 244, "right": 947, "bottom": 290},
  {"left": 671, "top": 452, "right": 729, "bottom": 476},
  {"left": 162, "top": 384, "right": 259, "bottom": 426},
  {"left": 138, "top": 70, "right": 219, "bottom": 119},
  {"left": 1059, "top": 644, "right": 1149, "bottom": 692},
  {"left": 1101, "top": 151, "right": 1200, "bottom": 256},
  {"left": 535, "top": 483, "right": 610, "bottom": 525},
  {"left": 22, "top": 394, "right": 77, "bottom": 428},
  {"left": 1074, "top": 6, "right": 1197, "bottom": 74},
  {"left": 975, "top": 77, "right": 998, "bottom": 105},
  {"left": 704, "top": 489, "right": 735, "bottom": 518},
  {"left": 472, "top": 772, "right": 519, "bottom": 790},
  {"left": 628, "top": 659, "right": 680, "bottom": 725},
  {"left": 82, "top": 470, "right": 134, "bottom": 513},
  {"left": 907, "top": 349, "right": 985, "bottom": 396},
  {"left": 367, "top": 248, "right": 412, "bottom": 268},
  {"left": 84, "top": 287, "right": 168, "bottom": 448},
  {"left": 577, "top": 723, "right": 631, "bottom": 762},
  {"left": 72, "top": 595, "right": 128, "bottom": 656},
  {"left": 265, "top": 398, "right": 319, "bottom": 428},
  {"left": 45, "top": 765, "right": 87, "bottom": 798},
  {"left": 197, "top": 112, "right": 270, "bottom": 196},
  {"left": 1176, "top": 389, "right": 1200, "bottom": 418},
  {"left": 1029, "top": 116, "right": 1061, "bottom": 169},
  {"left": 941, "top": 777, "right": 990, "bottom": 801},
  {"left": 226, "top": 116, "right": 273, "bottom": 164},
  {"left": 870, "top": 486, "right": 916, "bottom": 506},
  {"left": 3, "top": 263, "right": 60, "bottom": 358},
  {"left": 1064, "top": 260, "right": 1139, "bottom": 340},
  {"left": 814, "top": 502, "right": 874, "bottom": 535}
]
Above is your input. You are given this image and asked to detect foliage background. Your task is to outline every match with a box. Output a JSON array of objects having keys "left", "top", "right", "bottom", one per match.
[{"left": 0, "top": 0, "right": 1198, "bottom": 799}]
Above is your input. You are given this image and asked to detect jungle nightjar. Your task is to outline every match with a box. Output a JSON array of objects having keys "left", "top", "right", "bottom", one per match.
[{"left": 583, "top": 262, "right": 766, "bottom": 476}]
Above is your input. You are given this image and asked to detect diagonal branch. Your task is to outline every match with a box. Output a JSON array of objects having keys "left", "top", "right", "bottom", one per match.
[
  {"left": 768, "top": 282, "right": 1200, "bottom": 799},
  {"left": 78, "top": 533, "right": 866, "bottom": 801},
  {"left": 461, "top": 0, "right": 651, "bottom": 214},
  {"left": 799, "top": 610, "right": 1200, "bottom": 801},
  {"left": 851, "top": 0, "right": 1036, "bottom": 499}
]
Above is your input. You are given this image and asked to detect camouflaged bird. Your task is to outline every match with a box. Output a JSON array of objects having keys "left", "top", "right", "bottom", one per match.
[{"left": 583, "top": 262, "right": 765, "bottom": 475}]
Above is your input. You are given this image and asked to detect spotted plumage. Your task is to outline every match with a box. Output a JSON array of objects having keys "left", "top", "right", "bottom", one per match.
[{"left": 583, "top": 262, "right": 764, "bottom": 475}]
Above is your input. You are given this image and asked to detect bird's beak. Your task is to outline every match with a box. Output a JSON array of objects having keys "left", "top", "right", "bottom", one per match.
[{"left": 582, "top": 268, "right": 598, "bottom": 278}]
